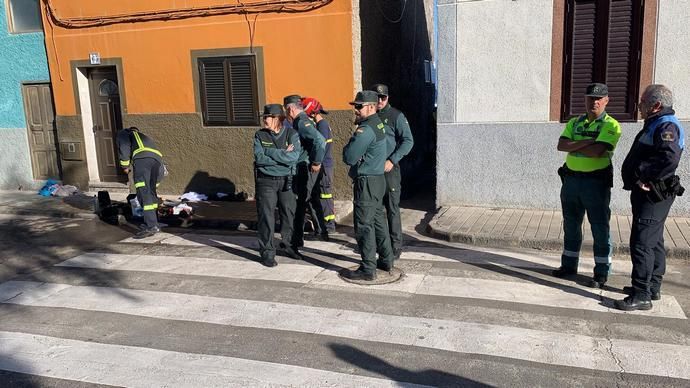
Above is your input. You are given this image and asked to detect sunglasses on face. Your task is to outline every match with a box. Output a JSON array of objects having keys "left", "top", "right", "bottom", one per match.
[
  {"left": 378, "top": 95, "right": 387, "bottom": 100},
  {"left": 354, "top": 104, "right": 372, "bottom": 110}
]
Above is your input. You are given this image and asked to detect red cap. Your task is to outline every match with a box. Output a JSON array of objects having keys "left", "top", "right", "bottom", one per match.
[{"left": 301, "top": 97, "right": 328, "bottom": 116}]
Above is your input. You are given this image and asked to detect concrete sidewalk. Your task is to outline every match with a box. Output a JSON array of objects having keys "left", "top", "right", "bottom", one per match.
[{"left": 428, "top": 206, "right": 690, "bottom": 261}]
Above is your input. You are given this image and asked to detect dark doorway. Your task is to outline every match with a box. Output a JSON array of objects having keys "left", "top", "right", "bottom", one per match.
[
  {"left": 360, "top": 0, "right": 436, "bottom": 201},
  {"left": 88, "top": 67, "right": 126, "bottom": 183},
  {"left": 22, "top": 83, "right": 61, "bottom": 180}
]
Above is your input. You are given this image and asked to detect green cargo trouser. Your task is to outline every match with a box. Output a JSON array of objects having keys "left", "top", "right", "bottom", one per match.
[
  {"left": 560, "top": 173, "right": 612, "bottom": 277},
  {"left": 353, "top": 174, "right": 394, "bottom": 274},
  {"left": 384, "top": 164, "right": 403, "bottom": 259},
  {"left": 256, "top": 174, "right": 296, "bottom": 260}
]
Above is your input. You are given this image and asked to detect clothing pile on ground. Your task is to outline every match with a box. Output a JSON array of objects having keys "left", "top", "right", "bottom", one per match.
[
  {"left": 179, "top": 191, "right": 248, "bottom": 202},
  {"left": 38, "top": 179, "right": 80, "bottom": 197}
]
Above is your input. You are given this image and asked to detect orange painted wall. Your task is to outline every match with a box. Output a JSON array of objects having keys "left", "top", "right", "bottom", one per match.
[{"left": 42, "top": 0, "right": 355, "bottom": 116}]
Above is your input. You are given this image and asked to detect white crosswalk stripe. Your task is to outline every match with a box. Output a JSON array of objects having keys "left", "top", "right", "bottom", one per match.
[
  {"left": 57, "top": 252, "right": 687, "bottom": 318},
  {"left": 0, "top": 332, "right": 426, "bottom": 388},
  {"left": 2, "top": 280, "right": 690, "bottom": 379},
  {"left": 0, "top": 231, "right": 688, "bottom": 386}
]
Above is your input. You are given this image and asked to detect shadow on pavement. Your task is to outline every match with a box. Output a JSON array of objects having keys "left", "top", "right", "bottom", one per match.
[
  {"left": 332, "top": 198, "right": 605, "bottom": 302},
  {"left": 329, "top": 343, "right": 492, "bottom": 387},
  {"left": 0, "top": 214, "right": 141, "bottom": 384}
]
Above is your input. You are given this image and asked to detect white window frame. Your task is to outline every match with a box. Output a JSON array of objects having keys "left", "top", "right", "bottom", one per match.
[{"left": 6, "top": 0, "right": 43, "bottom": 34}]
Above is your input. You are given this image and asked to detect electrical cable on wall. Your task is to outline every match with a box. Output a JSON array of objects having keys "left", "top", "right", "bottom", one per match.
[
  {"left": 238, "top": 0, "right": 260, "bottom": 54},
  {"left": 44, "top": 0, "right": 333, "bottom": 28},
  {"left": 244, "top": 13, "right": 259, "bottom": 53},
  {"left": 43, "top": 0, "right": 64, "bottom": 81}
]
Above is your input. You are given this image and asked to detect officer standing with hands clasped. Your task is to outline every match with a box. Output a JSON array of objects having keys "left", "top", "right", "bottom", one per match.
[
  {"left": 283, "top": 95, "right": 326, "bottom": 254},
  {"left": 371, "top": 84, "right": 414, "bottom": 261},
  {"left": 616, "top": 84, "right": 685, "bottom": 311},
  {"left": 253, "top": 104, "right": 301, "bottom": 267},
  {"left": 553, "top": 83, "right": 622, "bottom": 288},
  {"left": 341, "top": 90, "right": 395, "bottom": 281},
  {"left": 117, "top": 126, "right": 165, "bottom": 239}
]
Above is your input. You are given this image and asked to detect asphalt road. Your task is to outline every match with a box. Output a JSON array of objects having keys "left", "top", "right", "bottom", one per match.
[{"left": 0, "top": 208, "right": 688, "bottom": 387}]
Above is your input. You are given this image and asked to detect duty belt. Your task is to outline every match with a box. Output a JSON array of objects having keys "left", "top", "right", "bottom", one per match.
[
  {"left": 256, "top": 171, "right": 287, "bottom": 180},
  {"left": 561, "top": 166, "right": 611, "bottom": 178}
]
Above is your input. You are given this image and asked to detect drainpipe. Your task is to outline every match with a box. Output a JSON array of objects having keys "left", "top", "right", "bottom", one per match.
[{"left": 433, "top": 0, "right": 438, "bottom": 108}]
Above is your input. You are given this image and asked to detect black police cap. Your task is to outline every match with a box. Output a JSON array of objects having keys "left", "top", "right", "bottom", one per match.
[
  {"left": 349, "top": 90, "right": 378, "bottom": 105},
  {"left": 370, "top": 83, "right": 389, "bottom": 97},
  {"left": 585, "top": 83, "right": 608, "bottom": 97},
  {"left": 261, "top": 104, "right": 283, "bottom": 117},
  {"left": 283, "top": 94, "right": 302, "bottom": 106}
]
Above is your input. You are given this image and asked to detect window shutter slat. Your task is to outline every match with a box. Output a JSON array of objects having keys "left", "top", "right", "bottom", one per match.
[
  {"left": 228, "top": 59, "right": 258, "bottom": 125},
  {"left": 198, "top": 55, "right": 260, "bottom": 127},
  {"left": 568, "top": 0, "right": 597, "bottom": 117},
  {"left": 605, "top": 0, "right": 634, "bottom": 115},
  {"left": 562, "top": 0, "right": 643, "bottom": 122},
  {"left": 200, "top": 59, "right": 230, "bottom": 125}
]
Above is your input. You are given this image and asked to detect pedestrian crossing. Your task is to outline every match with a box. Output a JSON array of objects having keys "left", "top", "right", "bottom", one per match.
[{"left": 1, "top": 230, "right": 689, "bottom": 386}]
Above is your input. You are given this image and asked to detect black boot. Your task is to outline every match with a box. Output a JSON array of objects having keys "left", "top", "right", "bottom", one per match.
[
  {"left": 614, "top": 295, "right": 653, "bottom": 311},
  {"left": 341, "top": 267, "right": 375, "bottom": 281},
  {"left": 623, "top": 286, "right": 661, "bottom": 301},
  {"left": 552, "top": 267, "right": 577, "bottom": 278},
  {"left": 376, "top": 260, "right": 392, "bottom": 272},
  {"left": 282, "top": 246, "right": 303, "bottom": 260},
  {"left": 588, "top": 275, "right": 607, "bottom": 289},
  {"left": 133, "top": 226, "right": 160, "bottom": 239}
]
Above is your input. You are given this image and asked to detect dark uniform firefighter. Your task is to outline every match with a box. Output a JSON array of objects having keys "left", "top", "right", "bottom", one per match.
[
  {"left": 371, "top": 84, "right": 414, "bottom": 261},
  {"left": 341, "top": 90, "right": 395, "bottom": 281},
  {"left": 283, "top": 94, "right": 326, "bottom": 252},
  {"left": 302, "top": 96, "right": 336, "bottom": 237},
  {"left": 553, "top": 83, "right": 622, "bottom": 288},
  {"left": 616, "top": 84, "right": 685, "bottom": 311},
  {"left": 117, "top": 126, "right": 165, "bottom": 239},
  {"left": 253, "top": 104, "right": 302, "bottom": 267}
]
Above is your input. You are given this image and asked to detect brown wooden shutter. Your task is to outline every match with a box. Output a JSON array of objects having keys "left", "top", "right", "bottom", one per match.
[
  {"left": 605, "top": 0, "right": 642, "bottom": 120},
  {"left": 199, "top": 58, "right": 230, "bottom": 126},
  {"left": 561, "top": 0, "right": 644, "bottom": 122},
  {"left": 566, "top": 0, "right": 597, "bottom": 117},
  {"left": 227, "top": 56, "right": 259, "bottom": 126}
]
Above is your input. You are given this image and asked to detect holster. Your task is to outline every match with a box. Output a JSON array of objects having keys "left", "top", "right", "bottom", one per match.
[
  {"left": 648, "top": 175, "right": 684, "bottom": 202},
  {"left": 557, "top": 165, "right": 566, "bottom": 184}
]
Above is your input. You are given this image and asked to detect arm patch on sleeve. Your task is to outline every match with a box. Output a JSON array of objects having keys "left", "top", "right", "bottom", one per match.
[{"left": 661, "top": 130, "right": 675, "bottom": 142}]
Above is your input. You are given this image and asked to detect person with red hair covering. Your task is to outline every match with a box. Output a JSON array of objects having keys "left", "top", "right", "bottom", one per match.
[{"left": 302, "top": 97, "right": 336, "bottom": 238}]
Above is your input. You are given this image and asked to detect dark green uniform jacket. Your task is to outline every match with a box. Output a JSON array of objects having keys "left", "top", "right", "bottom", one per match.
[
  {"left": 293, "top": 111, "right": 326, "bottom": 164},
  {"left": 117, "top": 129, "right": 163, "bottom": 168},
  {"left": 253, "top": 126, "right": 301, "bottom": 176},
  {"left": 378, "top": 104, "right": 414, "bottom": 164},
  {"left": 343, "top": 114, "right": 387, "bottom": 178}
]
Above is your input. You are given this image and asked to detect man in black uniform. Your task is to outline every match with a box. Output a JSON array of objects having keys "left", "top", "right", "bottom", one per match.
[
  {"left": 302, "top": 96, "right": 336, "bottom": 238},
  {"left": 341, "top": 90, "right": 395, "bottom": 281},
  {"left": 117, "top": 127, "right": 165, "bottom": 239},
  {"left": 253, "top": 104, "right": 301, "bottom": 267},
  {"left": 616, "top": 84, "right": 685, "bottom": 311},
  {"left": 283, "top": 95, "right": 326, "bottom": 252},
  {"left": 371, "top": 84, "right": 414, "bottom": 261}
]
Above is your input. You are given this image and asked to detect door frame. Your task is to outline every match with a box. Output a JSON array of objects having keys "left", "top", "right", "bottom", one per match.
[
  {"left": 71, "top": 58, "right": 127, "bottom": 184},
  {"left": 88, "top": 66, "right": 125, "bottom": 182}
]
